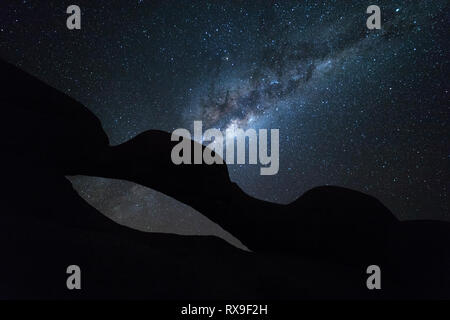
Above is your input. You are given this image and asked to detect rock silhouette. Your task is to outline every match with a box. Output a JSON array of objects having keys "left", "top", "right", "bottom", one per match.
[{"left": 1, "top": 59, "right": 449, "bottom": 299}]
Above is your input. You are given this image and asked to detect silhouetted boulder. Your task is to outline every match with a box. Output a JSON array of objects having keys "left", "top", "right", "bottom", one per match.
[
  {"left": 0, "top": 59, "right": 109, "bottom": 174},
  {"left": 1, "top": 59, "right": 449, "bottom": 299}
]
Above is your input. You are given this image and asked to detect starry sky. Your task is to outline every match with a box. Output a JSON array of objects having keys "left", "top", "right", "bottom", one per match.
[{"left": 0, "top": 1, "right": 449, "bottom": 243}]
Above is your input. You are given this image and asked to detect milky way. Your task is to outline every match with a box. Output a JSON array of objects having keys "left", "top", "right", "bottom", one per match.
[{"left": 0, "top": 1, "right": 448, "bottom": 243}]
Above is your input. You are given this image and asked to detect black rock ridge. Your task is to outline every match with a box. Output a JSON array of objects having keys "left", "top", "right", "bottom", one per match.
[{"left": 1, "top": 59, "right": 449, "bottom": 299}]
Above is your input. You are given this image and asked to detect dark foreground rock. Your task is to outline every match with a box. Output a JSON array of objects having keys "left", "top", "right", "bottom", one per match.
[{"left": 1, "top": 59, "right": 449, "bottom": 299}]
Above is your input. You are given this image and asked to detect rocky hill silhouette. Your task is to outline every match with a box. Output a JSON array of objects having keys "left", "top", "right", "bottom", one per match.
[{"left": 1, "top": 59, "right": 449, "bottom": 299}]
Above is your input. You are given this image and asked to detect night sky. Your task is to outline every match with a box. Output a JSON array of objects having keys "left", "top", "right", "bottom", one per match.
[{"left": 0, "top": 1, "right": 448, "bottom": 244}]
